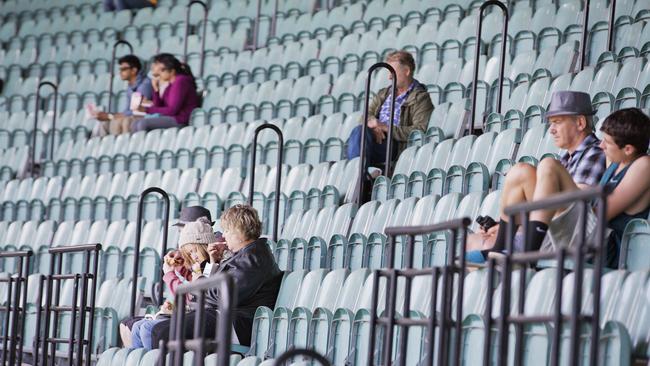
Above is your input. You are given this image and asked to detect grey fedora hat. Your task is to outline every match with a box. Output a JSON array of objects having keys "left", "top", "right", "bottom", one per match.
[
  {"left": 173, "top": 206, "right": 215, "bottom": 227},
  {"left": 545, "top": 91, "right": 596, "bottom": 118}
]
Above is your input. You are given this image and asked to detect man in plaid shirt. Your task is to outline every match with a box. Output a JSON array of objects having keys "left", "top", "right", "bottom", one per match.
[{"left": 467, "top": 91, "right": 606, "bottom": 262}]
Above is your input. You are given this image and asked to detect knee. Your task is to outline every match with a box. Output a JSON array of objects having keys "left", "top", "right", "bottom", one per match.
[
  {"left": 536, "top": 157, "right": 563, "bottom": 178},
  {"left": 505, "top": 162, "right": 537, "bottom": 186},
  {"left": 130, "top": 120, "right": 144, "bottom": 132}
]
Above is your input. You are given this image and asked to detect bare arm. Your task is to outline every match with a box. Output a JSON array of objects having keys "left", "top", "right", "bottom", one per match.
[{"left": 605, "top": 156, "right": 650, "bottom": 220}]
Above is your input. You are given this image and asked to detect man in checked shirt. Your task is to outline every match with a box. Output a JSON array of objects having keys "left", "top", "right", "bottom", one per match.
[{"left": 467, "top": 91, "right": 606, "bottom": 263}]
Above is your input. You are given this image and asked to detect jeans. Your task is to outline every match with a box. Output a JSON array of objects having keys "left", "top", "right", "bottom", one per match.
[
  {"left": 346, "top": 124, "right": 396, "bottom": 167},
  {"left": 130, "top": 116, "right": 183, "bottom": 132},
  {"left": 103, "top": 0, "right": 154, "bottom": 11},
  {"left": 131, "top": 318, "right": 167, "bottom": 350}
]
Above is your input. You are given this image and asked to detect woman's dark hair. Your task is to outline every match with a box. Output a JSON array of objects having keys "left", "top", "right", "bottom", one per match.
[
  {"left": 152, "top": 53, "right": 196, "bottom": 89},
  {"left": 600, "top": 108, "right": 650, "bottom": 155}
]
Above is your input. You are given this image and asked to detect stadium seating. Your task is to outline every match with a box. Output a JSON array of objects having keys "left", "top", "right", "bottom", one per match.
[{"left": 1, "top": 0, "right": 649, "bottom": 365}]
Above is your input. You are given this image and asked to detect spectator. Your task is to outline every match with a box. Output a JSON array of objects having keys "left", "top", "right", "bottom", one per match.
[
  {"left": 93, "top": 55, "right": 153, "bottom": 136},
  {"left": 518, "top": 108, "right": 648, "bottom": 267},
  {"left": 466, "top": 91, "right": 607, "bottom": 262},
  {"left": 130, "top": 217, "right": 214, "bottom": 350},
  {"left": 149, "top": 204, "right": 283, "bottom": 348},
  {"left": 346, "top": 50, "right": 434, "bottom": 171},
  {"left": 103, "top": 0, "right": 155, "bottom": 11},
  {"left": 119, "top": 205, "right": 215, "bottom": 347},
  {"left": 130, "top": 53, "right": 199, "bottom": 132}
]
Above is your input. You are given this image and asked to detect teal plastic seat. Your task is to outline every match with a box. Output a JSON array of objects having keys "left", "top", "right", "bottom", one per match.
[{"left": 618, "top": 219, "right": 650, "bottom": 271}]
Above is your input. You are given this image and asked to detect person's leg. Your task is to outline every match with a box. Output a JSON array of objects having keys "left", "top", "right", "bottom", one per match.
[
  {"left": 139, "top": 319, "right": 165, "bottom": 350},
  {"left": 103, "top": 0, "right": 116, "bottom": 11},
  {"left": 346, "top": 125, "right": 386, "bottom": 164},
  {"left": 130, "top": 116, "right": 180, "bottom": 133},
  {"left": 131, "top": 319, "right": 146, "bottom": 348},
  {"left": 150, "top": 318, "right": 171, "bottom": 350},
  {"left": 109, "top": 119, "right": 122, "bottom": 135},
  {"left": 466, "top": 163, "right": 538, "bottom": 262},
  {"left": 529, "top": 158, "right": 580, "bottom": 223}
]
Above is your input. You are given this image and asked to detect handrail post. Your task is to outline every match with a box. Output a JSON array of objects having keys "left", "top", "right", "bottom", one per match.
[
  {"left": 367, "top": 218, "right": 471, "bottom": 366},
  {"left": 271, "top": 0, "right": 279, "bottom": 38},
  {"left": 183, "top": 0, "right": 208, "bottom": 78},
  {"left": 579, "top": 0, "right": 592, "bottom": 70},
  {"left": 165, "top": 274, "right": 235, "bottom": 366},
  {"left": 469, "top": 0, "right": 508, "bottom": 135},
  {"left": 606, "top": 0, "right": 616, "bottom": 52},
  {"left": 32, "top": 81, "right": 58, "bottom": 177},
  {"left": 248, "top": 124, "right": 284, "bottom": 242},
  {"left": 251, "top": 0, "right": 262, "bottom": 50},
  {"left": 357, "top": 62, "right": 397, "bottom": 209},
  {"left": 130, "top": 187, "right": 171, "bottom": 317},
  {"left": 108, "top": 40, "right": 134, "bottom": 113}
]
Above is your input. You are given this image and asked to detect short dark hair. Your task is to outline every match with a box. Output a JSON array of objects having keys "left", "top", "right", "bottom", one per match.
[
  {"left": 600, "top": 108, "right": 650, "bottom": 155},
  {"left": 118, "top": 55, "right": 142, "bottom": 72}
]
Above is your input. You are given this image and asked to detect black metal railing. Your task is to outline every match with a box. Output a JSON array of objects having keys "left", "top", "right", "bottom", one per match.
[
  {"left": 34, "top": 244, "right": 101, "bottom": 366},
  {"left": 469, "top": 0, "right": 508, "bottom": 135},
  {"left": 273, "top": 349, "right": 331, "bottom": 366},
  {"left": 32, "top": 81, "right": 58, "bottom": 176},
  {"left": 0, "top": 250, "right": 32, "bottom": 366},
  {"left": 483, "top": 186, "right": 607, "bottom": 366},
  {"left": 108, "top": 40, "right": 134, "bottom": 113},
  {"left": 357, "top": 62, "right": 397, "bottom": 209},
  {"left": 130, "top": 187, "right": 171, "bottom": 317},
  {"left": 183, "top": 0, "right": 208, "bottom": 78},
  {"left": 248, "top": 123, "right": 284, "bottom": 242},
  {"left": 159, "top": 273, "right": 235, "bottom": 366},
  {"left": 368, "top": 218, "right": 471, "bottom": 366},
  {"left": 606, "top": 0, "right": 616, "bottom": 53}
]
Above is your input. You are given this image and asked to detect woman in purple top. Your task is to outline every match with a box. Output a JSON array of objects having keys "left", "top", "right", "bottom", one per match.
[{"left": 131, "top": 53, "right": 200, "bottom": 132}]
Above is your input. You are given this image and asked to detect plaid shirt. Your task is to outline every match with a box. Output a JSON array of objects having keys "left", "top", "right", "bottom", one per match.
[
  {"left": 378, "top": 81, "right": 415, "bottom": 126},
  {"left": 560, "top": 133, "right": 606, "bottom": 186}
]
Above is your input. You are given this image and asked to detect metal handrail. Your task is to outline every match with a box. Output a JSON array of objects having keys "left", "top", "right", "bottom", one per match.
[
  {"left": 357, "top": 62, "right": 397, "bottom": 209},
  {"left": 183, "top": 0, "right": 208, "bottom": 78},
  {"left": 251, "top": 0, "right": 262, "bottom": 50},
  {"left": 108, "top": 40, "right": 134, "bottom": 113},
  {"left": 130, "top": 187, "right": 171, "bottom": 317},
  {"left": 32, "top": 81, "right": 58, "bottom": 176},
  {"left": 368, "top": 218, "right": 471, "bottom": 366},
  {"left": 606, "top": 0, "right": 616, "bottom": 52},
  {"left": 469, "top": 0, "right": 509, "bottom": 135},
  {"left": 160, "top": 274, "right": 235, "bottom": 366},
  {"left": 35, "top": 243, "right": 101, "bottom": 366},
  {"left": 484, "top": 186, "right": 607, "bottom": 366},
  {"left": 0, "top": 250, "right": 31, "bottom": 366},
  {"left": 248, "top": 123, "right": 284, "bottom": 242},
  {"left": 579, "top": 0, "right": 592, "bottom": 70},
  {"left": 273, "top": 349, "right": 331, "bottom": 366},
  {"left": 270, "top": 0, "right": 279, "bottom": 38}
]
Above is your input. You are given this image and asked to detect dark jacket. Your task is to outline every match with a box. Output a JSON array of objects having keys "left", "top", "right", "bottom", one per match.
[
  {"left": 362, "top": 79, "right": 434, "bottom": 154},
  {"left": 206, "top": 238, "right": 282, "bottom": 346}
]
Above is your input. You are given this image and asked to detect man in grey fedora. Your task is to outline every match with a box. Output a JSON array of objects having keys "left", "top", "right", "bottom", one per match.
[{"left": 466, "top": 91, "right": 607, "bottom": 262}]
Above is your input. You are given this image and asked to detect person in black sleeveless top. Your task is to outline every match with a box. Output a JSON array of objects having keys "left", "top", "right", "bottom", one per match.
[{"left": 509, "top": 108, "right": 649, "bottom": 267}]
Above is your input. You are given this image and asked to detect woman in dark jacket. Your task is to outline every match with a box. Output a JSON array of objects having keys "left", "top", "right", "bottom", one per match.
[{"left": 150, "top": 204, "right": 283, "bottom": 348}]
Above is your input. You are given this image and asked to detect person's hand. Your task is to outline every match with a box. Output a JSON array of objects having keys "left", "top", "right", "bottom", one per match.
[
  {"left": 151, "top": 77, "right": 159, "bottom": 92},
  {"left": 367, "top": 117, "right": 379, "bottom": 129},
  {"left": 371, "top": 128, "right": 386, "bottom": 144},
  {"left": 207, "top": 242, "right": 227, "bottom": 264},
  {"left": 480, "top": 224, "right": 499, "bottom": 239},
  {"left": 162, "top": 261, "right": 173, "bottom": 274}
]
